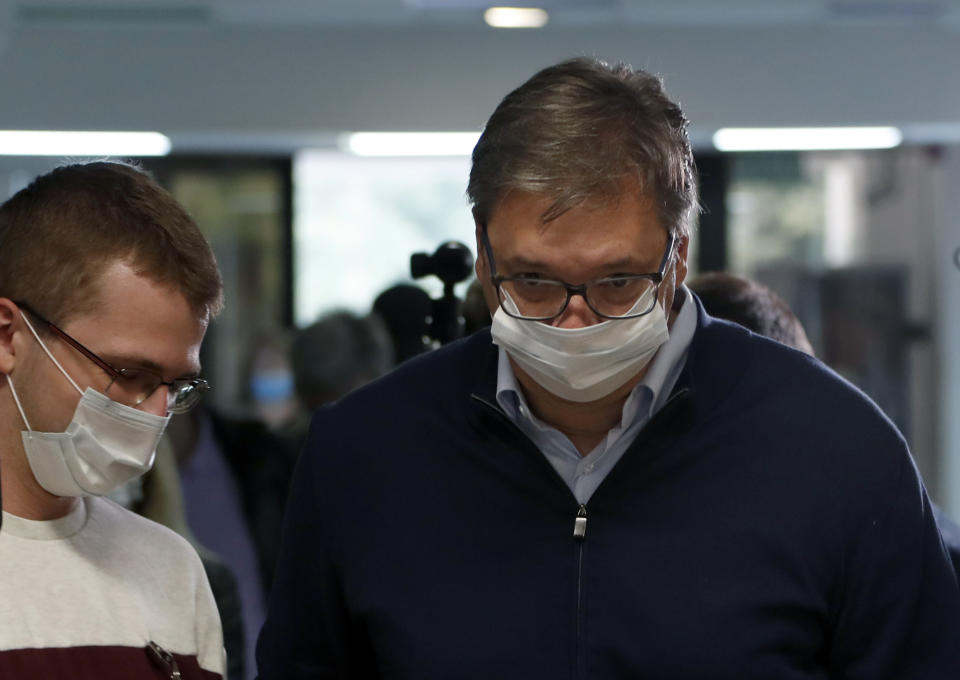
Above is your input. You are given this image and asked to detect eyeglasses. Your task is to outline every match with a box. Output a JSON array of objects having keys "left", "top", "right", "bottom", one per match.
[
  {"left": 480, "top": 226, "right": 675, "bottom": 321},
  {"left": 16, "top": 302, "right": 209, "bottom": 414}
]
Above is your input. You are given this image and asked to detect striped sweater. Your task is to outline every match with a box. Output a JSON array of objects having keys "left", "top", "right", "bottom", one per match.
[{"left": 0, "top": 496, "right": 224, "bottom": 679}]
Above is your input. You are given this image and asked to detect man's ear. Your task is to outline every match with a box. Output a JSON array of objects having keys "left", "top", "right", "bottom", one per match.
[
  {"left": 472, "top": 219, "right": 502, "bottom": 316},
  {"left": 674, "top": 234, "right": 690, "bottom": 289},
  {"left": 0, "top": 298, "right": 20, "bottom": 375},
  {"left": 474, "top": 218, "right": 488, "bottom": 281}
]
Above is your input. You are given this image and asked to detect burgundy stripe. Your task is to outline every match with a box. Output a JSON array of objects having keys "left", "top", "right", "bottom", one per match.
[{"left": 0, "top": 645, "right": 221, "bottom": 679}]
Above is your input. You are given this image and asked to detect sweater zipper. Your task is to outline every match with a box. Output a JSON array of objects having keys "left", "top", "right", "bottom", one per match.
[
  {"left": 573, "top": 504, "right": 587, "bottom": 538},
  {"left": 565, "top": 388, "right": 689, "bottom": 680},
  {"left": 471, "top": 390, "right": 692, "bottom": 678},
  {"left": 574, "top": 504, "right": 587, "bottom": 679},
  {"left": 472, "top": 396, "right": 591, "bottom": 676}
]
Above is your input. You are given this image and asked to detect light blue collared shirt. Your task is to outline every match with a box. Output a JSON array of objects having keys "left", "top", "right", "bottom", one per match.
[{"left": 495, "top": 287, "right": 697, "bottom": 504}]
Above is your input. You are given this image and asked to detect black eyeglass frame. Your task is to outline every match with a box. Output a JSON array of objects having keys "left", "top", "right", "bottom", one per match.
[
  {"left": 480, "top": 225, "right": 676, "bottom": 321},
  {"left": 14, "top": 301, "right": 209, "bottom": 414}
]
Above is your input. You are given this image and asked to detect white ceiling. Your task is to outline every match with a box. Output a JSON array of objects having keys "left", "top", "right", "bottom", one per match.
[
  {"left": 7, "top": 0, "right": 960, "bottom": 30},
  {"left": 2, "top": 0, "right": 960, "bottom": 151}
]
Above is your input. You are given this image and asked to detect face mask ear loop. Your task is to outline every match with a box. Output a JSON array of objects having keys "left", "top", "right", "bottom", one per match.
[
  {"left": 500, "top": 288, "right": 523, "bottom": 316},
  {"left": 19, "top": 311, "right": 83, "bottom": 397},
  {"left": 5, "top": 374, "right": 33, "bottom": 432}
]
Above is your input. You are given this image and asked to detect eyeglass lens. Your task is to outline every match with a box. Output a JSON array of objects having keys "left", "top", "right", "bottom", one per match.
[
  {"left": 170, "top": 381, "right": 206, "bottom": 413},
  {"left": 499, "top": 277, "right": 658, "bottom": 320},
  {"left": 105, "top": 370, "right": 206, "bottom": 413}
]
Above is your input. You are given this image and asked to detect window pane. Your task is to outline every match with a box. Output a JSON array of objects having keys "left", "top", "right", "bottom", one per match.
[{"left": 294, "top": 151, "right": 475, "bottom": 326}]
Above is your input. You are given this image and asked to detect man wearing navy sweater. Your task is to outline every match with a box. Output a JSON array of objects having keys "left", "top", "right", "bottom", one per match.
[{"left": 257, "top": 58, "right": 960, "bottom": 678}]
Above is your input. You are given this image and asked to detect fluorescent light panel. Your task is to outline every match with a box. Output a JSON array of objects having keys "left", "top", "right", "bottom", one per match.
[
  {"left": 343, "top": 132, "right": 480, "bottom": 157},
  {"left": 484, "top": 7, "right": 549, "bottom": 28},
  {"left": 713, "top": 127, "right": 902, "bottom": 152},
  {"left": 0, "top": 130, "right": 171, "bottom": 156}
]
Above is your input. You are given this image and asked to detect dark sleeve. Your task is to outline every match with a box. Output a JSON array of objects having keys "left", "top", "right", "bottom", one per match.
[
  {"left": 200, "top": 554, "right": 245, "bottom": 680},
  {"left": 210, "top": 411, "right": 300, "bottom": 594},
  {"left": 254, "top": 414, "right": 376, "bottom": 680},
  {"left": 828, "top": 441, "right": 960, "bottom": 678},
  {"left": 932, "top": 504, "right": 960, "bottom": 584}
]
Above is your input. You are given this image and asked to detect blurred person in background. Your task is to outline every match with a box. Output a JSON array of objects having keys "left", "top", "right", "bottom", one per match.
[
  {"left": 371, "top": 284, "right": 432, "bottom": 364},
  {"left": 0, "top": 162, "right": 225, "bottom": 678},
  {"left": 461, "top": 277, "right": 492, "bottom": 335},
  {"left": 290, "top": 309, "right": 394, "bottom": 413},
  {"left": 689, "top": 270, "right": 960, "bottom": 580},
  {"left": 245, "top": 331, "right": 298, "bottom": 433},
  {"left": 286, "top": 309, "right": 394, "bottom": 451},
  {"left": 687, "top": 271, "right": 814, "bottom": 355},
  {"left": 258, "top": 57, "right": 960, "bottom": 678},
  {"left": 166, "top": 405, "right": 295, "bottom": 680}
]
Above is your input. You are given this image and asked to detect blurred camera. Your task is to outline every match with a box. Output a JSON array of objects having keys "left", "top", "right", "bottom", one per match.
[
  {"left": 410, "top": 241, "right": 475, "bottom": 345},
  {"left": 410, "top": 241, "right": 474, "bottom": 288}
]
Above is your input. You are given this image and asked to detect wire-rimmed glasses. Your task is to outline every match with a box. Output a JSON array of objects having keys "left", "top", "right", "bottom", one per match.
[{"left": 16, "top": 302, "right": 209, "bottom": 414}]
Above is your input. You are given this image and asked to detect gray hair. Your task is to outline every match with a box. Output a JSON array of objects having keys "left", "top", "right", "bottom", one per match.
[
  {"left": 468, "top": 57, "right": 698, "bottom": 237},
  {"left": 290, "top": 310, "right": 394, "bottom": 410}
]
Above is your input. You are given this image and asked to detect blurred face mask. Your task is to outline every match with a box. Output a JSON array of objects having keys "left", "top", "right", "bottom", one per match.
[
  {"left": 5, "top": 312, "right": 170, "bottom": 498},
  {"left": 491, "top": 288, "right": 670, "bottom": 403},
  {"left": 249, "top": 369, "right": 294, "bottom": 404}
]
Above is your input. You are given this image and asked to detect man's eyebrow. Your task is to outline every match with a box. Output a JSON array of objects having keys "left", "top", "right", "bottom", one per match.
[
  {"left": 501, "top": 255, "right": 552, "bottom": 271},
  {"left": 102, "top": 353, "right": 200, "bottom": 378},
  {"left": 599, "top": 257, "right": 653, "bottom": 272},
  {"left": 502, "top": 255, "right": 652, "bottom": 273}
]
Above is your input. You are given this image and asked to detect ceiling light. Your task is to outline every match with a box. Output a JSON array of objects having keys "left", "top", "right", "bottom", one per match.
[
  {"left": 342, "top": 132, "right": 481, "bottom": 157},
  {"left": 0, "top": 130, "right": 171, "bottom": 156},
  {"left": 712, "top": 127, "right": 903, "bottom": 152},
  {"left": 483, "top": 7, "right": 549, "bottom": 28}
]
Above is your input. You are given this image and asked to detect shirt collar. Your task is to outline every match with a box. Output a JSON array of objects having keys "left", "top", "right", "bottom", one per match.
[{"left": 0, "top": 497, "right": 89, "bottom": 540}]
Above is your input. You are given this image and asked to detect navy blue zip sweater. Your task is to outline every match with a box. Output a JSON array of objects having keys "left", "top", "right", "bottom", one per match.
[{"left": 257, "top": 304, "right": 960, "bottom": 679}]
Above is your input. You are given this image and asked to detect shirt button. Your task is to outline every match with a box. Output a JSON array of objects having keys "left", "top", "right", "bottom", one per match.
[{"left": 585, "top": 464, "right": 595, "bottom": 473}]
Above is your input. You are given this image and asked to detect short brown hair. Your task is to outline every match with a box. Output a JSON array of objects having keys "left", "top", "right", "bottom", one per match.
[
  {"left": 468, "top": 57, "right": 698, "bottom": 236},
  {"left": 688, "top": 272, "right": 815, "bottom": 356},
  {"left": 0, "top": 161, "right": 223, "bottom": 324}
]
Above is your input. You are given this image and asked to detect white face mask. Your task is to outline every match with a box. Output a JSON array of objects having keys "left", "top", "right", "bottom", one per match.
[
  {"left": 491, "top": 288, "right": 670, "bottom": 403},
  {"left": 5, "top": 313, "right": 170, "bottom": 498}
]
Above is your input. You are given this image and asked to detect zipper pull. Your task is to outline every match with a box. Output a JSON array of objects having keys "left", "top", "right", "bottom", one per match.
[{"left": 573, "top": 505, "right": 587, "bottom": 539}]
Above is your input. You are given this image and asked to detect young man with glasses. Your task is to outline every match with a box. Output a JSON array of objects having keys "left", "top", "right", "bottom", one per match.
[
  {"left": 258, "top": 58, "right": 960, "bottom": 678},
  {"left": 0, "top": 161, "right": 225, "bottom": 678}
]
